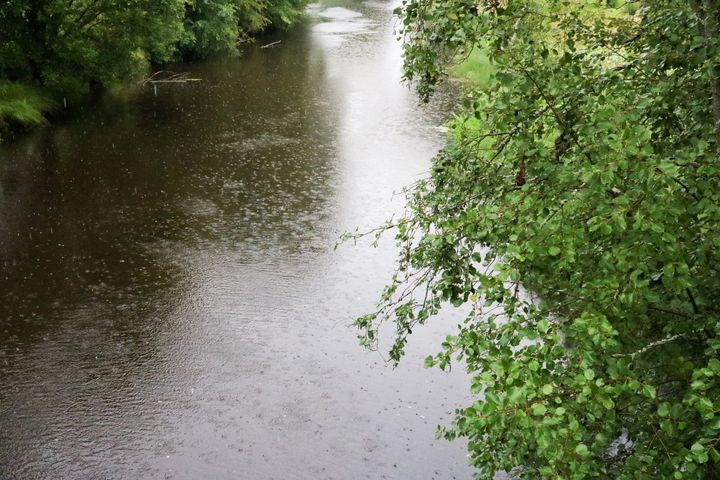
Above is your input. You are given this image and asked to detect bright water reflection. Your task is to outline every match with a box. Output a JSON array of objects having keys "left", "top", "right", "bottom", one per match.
[{"left": 0, "top": 1, "right": 473, "bottom": 478}]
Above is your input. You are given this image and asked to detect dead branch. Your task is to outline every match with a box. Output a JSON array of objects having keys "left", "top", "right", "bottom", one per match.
[{"left": 139, "top": 71, "right": 201, "bottom": 86}]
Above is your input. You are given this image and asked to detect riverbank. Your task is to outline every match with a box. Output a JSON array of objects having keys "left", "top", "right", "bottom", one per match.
[{"left": 0, "top": 0, "right": 308, "bottom": 140}]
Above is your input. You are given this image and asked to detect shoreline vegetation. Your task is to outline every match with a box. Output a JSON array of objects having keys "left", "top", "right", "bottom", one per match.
[{"left": 0, "top": 0, "right": 308, "bottom": 140}]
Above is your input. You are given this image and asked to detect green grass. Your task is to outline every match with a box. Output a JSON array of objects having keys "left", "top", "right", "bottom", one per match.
[
  {"left": 449, "top": 48, "right": 493, "bottom": 88},
  {"left": 0, "top": 81, "right": 57, "bottom": 128}
]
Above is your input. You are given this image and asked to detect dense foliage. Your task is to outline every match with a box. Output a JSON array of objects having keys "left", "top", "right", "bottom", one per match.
[
  {"left": 0, "top": 0, "right": 306, "bottom": 129},
  {"left": 357, "top": 0, "right": 720, "bottom": 477},
  {"left": 179, "top": 0, "right": 305, "bottom": 59}
]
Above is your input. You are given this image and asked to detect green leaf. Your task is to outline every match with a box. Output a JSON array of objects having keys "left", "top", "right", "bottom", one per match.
[
  {"left": 642, "top": 385, "right": 657, "bottom": 399},
  {"left": 575, "top": 444, "right": 590, "bottom": 457},
  {"left": 531, "top": 403, "right": 547, "bottom": 416},
  {"left": 657, "top": 162, "right": 680, "bottom": 178},
  {"left": 424, "top": 355, "right": 436, "bottom": 368}
]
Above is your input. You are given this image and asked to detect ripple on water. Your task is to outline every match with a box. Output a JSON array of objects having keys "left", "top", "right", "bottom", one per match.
[{"left": 311, "top": 7, "right": 374, "bottom": 38}]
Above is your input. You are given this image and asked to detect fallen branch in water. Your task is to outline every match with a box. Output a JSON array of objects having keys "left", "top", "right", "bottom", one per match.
[
  {"left": 260, "top": 40, "right": 282, "bottom": 49},
  {"left": 139, "top": 71, "right": 201, "bottom": 86}
]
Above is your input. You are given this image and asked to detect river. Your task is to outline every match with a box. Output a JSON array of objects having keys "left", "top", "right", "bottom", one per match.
[{"left": 0, "top": 1, "right": 474, "bottom": 478}]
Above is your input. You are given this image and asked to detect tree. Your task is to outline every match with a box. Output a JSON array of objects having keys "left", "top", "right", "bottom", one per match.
[
  {"left": 0, "top": 0, "right": 187, "bottom": 96},
  {"left": 179, "top": 0, "right": 268, "bottom": 59},
  {"left": 356, "top": 0, "right": 720, "bottom": 477},
  {"left": 178, "top": 0, "right": 307, "bottom": 59}
]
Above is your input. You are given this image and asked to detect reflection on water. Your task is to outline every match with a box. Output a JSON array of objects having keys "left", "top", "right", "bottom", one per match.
[{"left": 0, "top": 1, "right": 473, "bottom": 479}]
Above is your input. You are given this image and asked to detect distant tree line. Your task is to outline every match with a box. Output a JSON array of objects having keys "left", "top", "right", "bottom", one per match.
[{"left": 0, "top": 0, "right": 306, "bottom": 131}]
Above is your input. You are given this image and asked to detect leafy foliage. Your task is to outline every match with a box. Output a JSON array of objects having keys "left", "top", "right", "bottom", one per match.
[
  {"left": 0, "top": 0, "right": 187, "bottom": 96},
  {"left": 357, "top": 0, "right": 720, "bottom": 477},
  {"left": 0, "top": 0, "right": 307, "bottom": 128},
  {"left": 179, "top": 0, "right": 306, "bottom": 59}
]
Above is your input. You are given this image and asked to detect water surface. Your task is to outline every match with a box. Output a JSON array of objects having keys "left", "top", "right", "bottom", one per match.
[{"left": 0, "top": 2, "right": 473, "bottom": 478}]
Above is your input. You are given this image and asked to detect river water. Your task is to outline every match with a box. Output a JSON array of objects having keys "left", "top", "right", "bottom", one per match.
[{"left": 0, "top": 1, "right": 474, "bottom": 478}]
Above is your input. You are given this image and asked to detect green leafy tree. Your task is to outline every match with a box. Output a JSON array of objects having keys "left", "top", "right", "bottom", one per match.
[
  {"left": 0, "top": 0, "right": 187, "bottom": 96},
  {"left": 179, "top": 0, "right": 265, "bottom": 59},
  {"left": 356, "top": 0, "right": 720, "bottom": 477},
  {"left": 178, "top": 0, "right": 306, "bottom": 59}
]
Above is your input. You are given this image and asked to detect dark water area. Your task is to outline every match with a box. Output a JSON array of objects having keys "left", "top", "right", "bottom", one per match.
[{"left": 0, "top": 1, "right": 473, "bottom": 478}]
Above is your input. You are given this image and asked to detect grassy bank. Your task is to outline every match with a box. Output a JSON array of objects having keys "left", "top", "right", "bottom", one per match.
[
  {"left": 0, "top": 82, "right": 57, "bottom": 132},
  {"left": 449, "top": 48, "right": 493, "bottom": 89}
]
